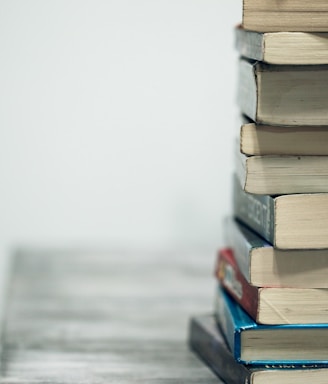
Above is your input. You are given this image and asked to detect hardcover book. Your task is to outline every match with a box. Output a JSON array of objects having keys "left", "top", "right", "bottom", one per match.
[
  {"left": 189, "top": 314, "right": 328, "bottom": 384},
  {"left": 223, "top": 218, "right": 328, "bottom": 288},
  {"left": 233, "top": 174, "right": 328, "bottom": 249},
  {"left": 242, "top": 0, "right": 328, "bottom": 32},
  {"left": 216, "top": 248, "right": 328, "bottom": 324},
  {"left": 235, "top": 26, "right": 328, "bottom": 65},
  {"left": 214, "top": 286, "right": 328, "bottom": 364},
  {"left": 238, "top": 59, "right": 328, "bottom": 126}
]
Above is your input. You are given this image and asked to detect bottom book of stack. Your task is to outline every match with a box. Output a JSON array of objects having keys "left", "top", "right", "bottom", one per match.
[{"left": 188, "top": 288, "right": 328, "bottom": 384}]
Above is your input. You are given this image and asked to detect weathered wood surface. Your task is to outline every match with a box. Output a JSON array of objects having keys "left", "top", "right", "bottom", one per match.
[{"left": 0, "top": 249, "right": 223, "bottom": 383}]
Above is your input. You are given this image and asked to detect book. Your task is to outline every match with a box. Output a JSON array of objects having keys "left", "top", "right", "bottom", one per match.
[
  {"left": 236, "top": 27, "right": 328, "bottom": 65},
  {"left": 242, "top": 0, "right": 328, "bottom": 32},
  {"left": 215, "top": 286, "right": 328, "bottom": 364},
  {"left": 216, "top": 248, "right": 328, "bottom": 324},
  {"left": 223, "top": 218, "right": 328, "bottom": 288},
  {"left": 238, "top": 59, "right": 328, "bottom": 126},
  {"left": 233, "top": 174, "right": 328, "bottom": 249},
  {"left": 240, "top": 117, "right": 328, "bottom": 156},
  {"left": 236, "top": 148, "right": 328, "bottom": 195},
  {"left": 189, "top": 314, "right": 328, "bottom": 384}
]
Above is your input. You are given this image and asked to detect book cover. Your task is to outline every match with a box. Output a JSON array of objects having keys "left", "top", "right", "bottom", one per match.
[
  {"left": 223, "top": 217, "right": 271, "bottom": 282},
  {"left": 216, "top": 248, "right": 259, "bottom": 321},
  {"left": 189, "top": 315, "right": 250, "bottom": 384},
  {"left": 232, "top": 174, "right": 274, "bottom": 245}
]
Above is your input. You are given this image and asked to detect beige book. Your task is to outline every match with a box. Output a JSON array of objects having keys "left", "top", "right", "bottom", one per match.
[
  {"left": 243, "top": 0, "right": 328, "bottom": 32},
  {"left": 236, "top": 26, "right": 328, "bottom": 65},
  {"left": 240, "top": 119, "right": 328, "bottom": 156},
  {"left": 236, "top": 148, "right": 328, "bottom": 195}
]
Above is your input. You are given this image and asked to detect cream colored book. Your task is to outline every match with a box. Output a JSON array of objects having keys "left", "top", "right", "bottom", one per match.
[
  {"left": 240, "top": 118, "right": 328, "bottom": 156},
  {"left": 243, "top": 0, "right": 328, "bottom": 32},
  {"left": 236, "top": 26, "right": 328, "bottom": 65},
  {"left": 238, "top": 59, "right": 328, "bottom": 126},
  {"left": 236, "top": 147, "right": 328, "bottom": 195}
]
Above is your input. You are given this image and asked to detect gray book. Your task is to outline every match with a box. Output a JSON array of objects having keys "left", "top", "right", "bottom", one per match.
[
  {"left": 232, "top": 175, "right": 328, "bottom": 249},
  {"left": 223, "top": 218, "right": 328, "bottom": 288},
  {"left": 238, "top": 59, "right": 328, "bottom": 126}
]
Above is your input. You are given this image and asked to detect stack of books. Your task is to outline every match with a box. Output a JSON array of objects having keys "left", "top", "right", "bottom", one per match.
[{"left": 188, "top": 1, "right": 328, "bottom": 383}]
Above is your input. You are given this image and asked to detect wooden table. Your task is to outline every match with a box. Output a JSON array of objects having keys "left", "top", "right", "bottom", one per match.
[{"left": 0, "top": 249, "right": 223, "bottom": 383}]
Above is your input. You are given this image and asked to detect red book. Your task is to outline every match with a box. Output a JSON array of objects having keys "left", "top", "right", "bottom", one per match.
[
  {"left": 215, "top": 248, "right": 259, "bottom": 322},
  {"left": 215, "top": 248, "right": 328, "bottom": 324}
]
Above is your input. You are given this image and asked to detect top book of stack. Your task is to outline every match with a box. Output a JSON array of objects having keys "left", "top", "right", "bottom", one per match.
[{"left": 243, "top": 0, "right": 328, "bottom": 32}]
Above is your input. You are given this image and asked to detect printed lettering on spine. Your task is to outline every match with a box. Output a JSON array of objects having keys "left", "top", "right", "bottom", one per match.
[{"left": 233, "top": 175, "right": 274, "bottom": 244}]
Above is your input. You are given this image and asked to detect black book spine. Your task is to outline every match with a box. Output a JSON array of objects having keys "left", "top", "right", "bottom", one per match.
[
  {"left": 233, "top": 175, "right": 275, "bottom": 245},
  {"left": 188, "top": 316, "right": 251, "bottom": 384}
]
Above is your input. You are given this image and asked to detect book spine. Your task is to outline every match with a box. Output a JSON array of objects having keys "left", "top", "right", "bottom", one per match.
[
  {"left": 235, "top": 27, "right": 264, "bottom": 62},
  {"left": 217, "top": 249, "right": 259, "bottom": 322},
  {"left": 237, "top": 59, "right": 258, "bottom": 122},
  {"left": 215, "top": 285, "right": 240, "bottom": 360},
  {"left": 223, "top": 218, "right": 252, "bottom": 281},
  {"left": 188, "top": 317, "right": 251, "bottom": 384},
  {"left": 233, "top": 175, "right": 275, "bottom": 244}
]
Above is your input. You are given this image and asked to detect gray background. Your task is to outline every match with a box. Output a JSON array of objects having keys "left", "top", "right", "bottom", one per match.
[{"left": 0, "top": 0, "right": 241, "bottom": 253}]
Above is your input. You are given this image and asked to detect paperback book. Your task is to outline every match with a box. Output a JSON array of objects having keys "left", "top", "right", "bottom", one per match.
[
  {"left": 216, "top": 248, "right": 328, "bottom": 324},
  {"left": 236, "top": 26, "right": 328, "bottom": 65},
  {"left": 223, "top": 218, "right": 328, "bottom": 288},
  {"left": 240, "top": 117, "right": 328, "bottom": 156},
  {"left": 189, "top": 314, "right": 328, "bottom": 384},
  {"left": 233, "top": 175, "right": 328, "bottom": 249},
  {"left": 236, "top": 146, "right": 328, "bottom": 194},
  {"left": 238, "top": 59, "right": 328, "bottom": 126},
  {"left": 242, "top": 0, "right": 328, "bottom": 32},
  {"left": 214, "top": 286, "right": 328, "bottom": 364}
]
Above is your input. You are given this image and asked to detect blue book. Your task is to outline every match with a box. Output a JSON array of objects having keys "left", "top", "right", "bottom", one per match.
[{"left": 215, "top": 286, "right": 328, "bottom": 366}]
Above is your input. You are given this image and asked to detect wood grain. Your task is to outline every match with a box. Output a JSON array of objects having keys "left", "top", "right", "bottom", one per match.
[{"left": 0, "top": 249, "right": 223, "bottom": 383}]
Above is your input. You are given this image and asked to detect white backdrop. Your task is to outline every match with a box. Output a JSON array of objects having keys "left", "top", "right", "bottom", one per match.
[{"left": 0, "top": 0, "right": 241, "bottom": 253}]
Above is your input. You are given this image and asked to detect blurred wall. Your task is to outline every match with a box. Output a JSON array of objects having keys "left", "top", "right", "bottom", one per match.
[{"left": 0, "top": 0, "right": 241, "bottom": 251}]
